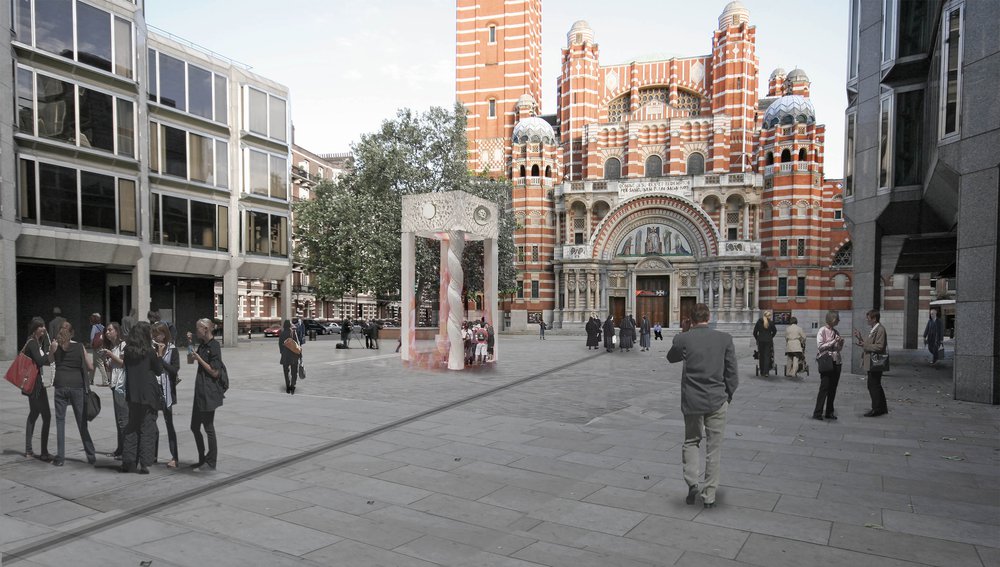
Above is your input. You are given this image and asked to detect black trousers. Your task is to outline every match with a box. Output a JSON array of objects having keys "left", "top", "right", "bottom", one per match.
[
  {"left": 162, "top": 405, "right": 179, "bottom": 462},
  {"left": 868, "top": 371, "right": 887, "bottom": 412},
  {"left": 26, "top": 386, "right": 51, "bottom": 455},
  {"left": 282, "top": 361, "right": 299, "bottom": 390},
  {"left": 814, "top": 363, "right": 842, "bottom": 416},
  {"left": 191, "top": 409, "right": 217, "bottom": 467},
  {"left": 123, "top": 402, "right": 159, "bottom": 468}
]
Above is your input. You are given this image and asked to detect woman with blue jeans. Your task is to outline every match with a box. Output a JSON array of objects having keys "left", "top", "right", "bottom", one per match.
[
  {"left": 50, "top": 322, "right": 97, "bottom": 467},
  {"left": 101, "top": 323, "right": 128, "bottom": 460}
]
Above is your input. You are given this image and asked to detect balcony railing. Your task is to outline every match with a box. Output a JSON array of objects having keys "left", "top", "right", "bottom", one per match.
[{"left": 718, "top": 241, "right": 762, "bottom": 256}]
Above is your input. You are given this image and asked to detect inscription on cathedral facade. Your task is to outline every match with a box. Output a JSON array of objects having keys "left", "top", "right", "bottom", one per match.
[{"left": 619, "top": 178, "right": 693, "bottom": 199}]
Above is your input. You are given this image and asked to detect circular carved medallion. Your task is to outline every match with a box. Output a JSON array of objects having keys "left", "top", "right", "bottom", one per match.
[
  {"left": 421, "top": 202, "right": 436, "bottom": 220},
  {"left": 474, "top": 205, "right": 491, "bottom": 225}
]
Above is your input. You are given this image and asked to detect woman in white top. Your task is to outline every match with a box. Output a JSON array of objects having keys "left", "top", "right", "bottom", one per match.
[
  {"left": 814, "top": 311, "right": 845, "bottom": 420},
  {"left": 101, "top": 323, "right": 128, "bottom": 459},
  {"left": 152, "top": 322, "right": 181, "bottom": 468}
]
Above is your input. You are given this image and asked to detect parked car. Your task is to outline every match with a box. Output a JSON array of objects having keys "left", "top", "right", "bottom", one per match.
[
  {"left": 302, "top": 319, "right": 327, "bottom": 335},
  {"left": 325, "top": 322, "right": 341, "bottom": 334},
  {"left": 263, "top": 325, "right": 281, "bottom": 337}
]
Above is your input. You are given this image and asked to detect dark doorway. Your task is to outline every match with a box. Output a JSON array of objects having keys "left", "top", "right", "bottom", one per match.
[
  {"left": 610, "top": 297, "right": 625, "bottom": 326},
  {"left": 636, "top": 275, "right": 669, "bottom": 327},
  {"left": 680, "top": 296, "right": 697, "bottom": 327}
]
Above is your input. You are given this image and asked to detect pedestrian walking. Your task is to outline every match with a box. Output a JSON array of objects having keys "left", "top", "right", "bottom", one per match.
[
  {"left": 813, "top": 311, "right": 844, "bottom": 420},
  {"left": 189, "top": 318, "right": 225, "bottom": 470},
  {"left": 279, "top": 319, "right": 301, "bottom": 394},
  {"left": 50, "top": 322, "right": 97, "bottom": 467},
  {"left": 923, "top": 308, "right": 944, "bottom": 365},
  {"left": 784, "top": 317, "right": 807, "bottom": 377},
  {"left": 602, "top": 315, "right": 616, "bottom": 352},
  {"left": 120, "top": 322, "right": 163, "bottom": 474},
  {"left": 619, "top": 314, "right": 635, "bottom": 352},
  {"left": 666, "top": 303, "right": 738, "bottom": 509},
  {"left": 88, "top": 313, "right": 108, "bottom": 386},
  {"left": 22, "top": 318, "right": 53, "bottom": 462},
  {"left": 753, "top": 310, "right": 777, "bottom": 375},
  {"left": 639, "top": 315, "right": 651, "bottom": 351},
  {"left": 585, "top": 316, "right": 600, "bottom": 350},
  {"left": 854, "top": 309, "right": 889, "bottom": 417},
  {"left": 538, "top": 319, "right": 546, "bottom": 340},
  {"left": 121, "top": 307, "right": 138, "bottom": 338}
]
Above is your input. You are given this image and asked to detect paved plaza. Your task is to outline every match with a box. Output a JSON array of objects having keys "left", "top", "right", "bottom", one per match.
[{"left": 1, "top": 331, "right": 998, "bottom": 566}]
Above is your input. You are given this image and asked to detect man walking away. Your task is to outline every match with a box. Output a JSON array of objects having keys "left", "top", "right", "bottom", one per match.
[
  {"left": 667, "top": 303, "right": 738, "bottom": 509},
  {"left": 538, "top": 319, "right": 546, "bottom": 340},
  {"left": 923, "top": 308, "right": 944, "bottom": 365}
]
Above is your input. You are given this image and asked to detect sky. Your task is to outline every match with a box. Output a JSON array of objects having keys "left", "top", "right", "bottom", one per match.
[{"left": 146, "top": 0, "right": 849, "bottom": 176}]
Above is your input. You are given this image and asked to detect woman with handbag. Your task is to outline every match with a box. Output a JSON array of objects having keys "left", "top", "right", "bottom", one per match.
[
  {"left": 23, "top": 317, "right": 53, "bottom": 461},
  {"left": 854, "top": 309, "right": 889, "bottom": 417},
  {"left": 50, "top": 322, "right": 97, "bottom": 467},
  {"left": 152, "top": 322, "right": 180, "bottom": 468},
  {"left": 100, "top": 323, "right": 128, "bottom": 460},
  {"left": 278, "top": 319, "right": 300, "bottom": 394},
  {"left": 813, "top": 311, "right": 845, "bottom": 420},
  {"left": 120, "top": 322, "right": 164, "bottom": 474},
  {"left": 188, "top": 318, "right": 224, "bottom": 471},
  {"left": 753, "top": 310, "right": 778, "bottom": 375}
]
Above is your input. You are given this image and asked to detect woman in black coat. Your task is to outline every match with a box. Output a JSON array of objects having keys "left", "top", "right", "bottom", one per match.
[
  {"left": 753, "top": 310, "right": 778, "bottom": 375},
  {"left": 23, "top": 317, "right": 53, "bottom": 461},
  {"left": 121, "top": 322, "right": 163, "bottom": 474},
  {"left": 585, "top": 317, "right": 600, "bottom": 350},
  {"left": 189, "top": 318, "right": 225, "bottom": 471},
  {"left": 602, "top": 316, "right": 616, "bottom": 352},
  {"left": 278, "top": 319, "right": 300, "bottom": 394}
]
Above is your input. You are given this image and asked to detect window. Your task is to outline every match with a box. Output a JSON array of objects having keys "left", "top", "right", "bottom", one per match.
[
  {"left": 150, "top": 121, "right": 228, "bottom": 187},
  {"left": 78, "top": 88, "right": 114, "bottom": 152},
  {"left": 780, "top": 148, "right": 791, "bottom": 163},
  {"left": 163, "top": 125, "right": 187, "bottom": 178},
  {"left": 796, "top": 276, "right": 806, "bottom": 296},
  {"left": 728, "top": 227, "right": 738, "bottom": 240},
  {"left": 517, "top": 246, "right": 525, "bottom": 262},
  {"left": 604, "top": 158, "right": 621, "bottom": 180},
  {"left": 878, "top": 94, "right": 892, "bottom": 189},
  {"left": 686, "top": 153, "right": 705, "bottom": 175},
  {"left": 161, "top": 195, "right": 189, "bottom": 246},
  {"left": 531, "top": 164, "right": 539, "bottom": 177},
  {"left": 159, "top": 53, "right": 186, "bottom": 111},
  {"left": 897, "top": 0, "right": 931, "bottom": 58},
  {"left": 834, "top": 209, "right": 843, "bottom": 220},
  {"left": 35, "top": 74, "right": 75, "bottom": 143},
  {"left": 116, "top": 99, "right": 135, "bottom": 157},
  {"left": 778, "top": 277, "right": 788, "bottom": 297},
  {"left": 270, "top": 214, "right": 288, "bottom": 257},
  {"left": 848, "top": 0, "right": 860, "bottom": 81},
  {"left": 832, "top": 242, "right": 853, "bottom": 267},
  {"left": 531, "top": 245, "right": 539, "bottom": 262},
  {"left": 574, "top": 233, "right": 585, "bottom": 245},
  {"left": 844, "top": 112, "right": 856, "bottom": 197},
  {"left": 246, "top": 211, "right": 269, "bottom": 254},
  {"left": 148, "top": 50, "right": 229, "bottom": 123},
  {"left": 21, "top": 0, "right": 134, "bottom": 78},
  {"left": 488, "top": 25, "right": 496, "bottom": 43},
  {"left": 80, "top": 170, "right": 116, "bottom": 233},
  {"left": 882, "top": 0, "right": 896, "bottom": 63},
  {"left": 798, "top": 148, "right": 807, "bottom": 161},
  {"left": 20, "top": 158, "right": 137, "bottom": 235},
  {"left": 245, "top": 86, "right": 287, "bottom": 140},
  {"left": 516, "top": 281, "right": 524, "bottom": 299},
  {"left": 245, "top": 148, "right": 288, "bottom": 200},
  {"left": 488, "top": 99, "right": 496, "bottom": 118},
  {"left": 797, "top": 238, "right": 806, "bottom": 257},
  {"left": 940, "top": 4, "right": 963, "bottom": 139},
  {"left": 188, "top": 64, "right": 213, "bottom": 119},
  {"left": 765, "top": 152, "right": 774, "bottom": 166},
  {"left": 531, "top": 281, "right": 539, "bottom": 299},
  {"left": 645, "top": 155, "right": 662, "bottom": 177},
  {"left": 894, "top": 89, "right": 923, "bottom": 186},
  {"left": 779, "top": 239, "right": 788, "bottom": 257}
]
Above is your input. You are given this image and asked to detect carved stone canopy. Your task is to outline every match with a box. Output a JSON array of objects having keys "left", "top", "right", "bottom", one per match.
[{"left": 401, "top": 192, "right": 499, "bottom": 240}]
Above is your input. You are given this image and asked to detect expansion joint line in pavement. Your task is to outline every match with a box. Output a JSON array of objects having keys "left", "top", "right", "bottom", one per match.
[{"left": 3, "top": 350, "right": 604, "bottom": 564}]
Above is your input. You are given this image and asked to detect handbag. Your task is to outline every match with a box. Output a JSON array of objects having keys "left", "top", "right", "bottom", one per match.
[
  {"left": 869, "top": 352, "right": 890, "bottom": 372},
  {"left": 298, "top": 363, "right": 306, "bottom": 381},
  {"left": 5, "top": 343, "right": 39, "bottom": 395},
  {"left": 85, "top": 389, "right": 102, "bottom": 421},
  {"left": 817, "top": 353, "right": 835, "bottom": 374},
  {"left": 283, "top": 337, "right": 302, "bottom": 355}
]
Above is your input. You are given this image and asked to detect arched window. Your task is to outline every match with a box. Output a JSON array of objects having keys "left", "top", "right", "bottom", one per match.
[
  {"left": 765, "top": 151, "right": 774, "bottom": 165},
  {"left": 604, "top": 158, "right": 621, "bottom": 180},
  {"left": 832, "top": 242, "right": 853, "bottom": 267},
  {"left": 531, "top": 164, "right": 540, "bottom": 177},
  {"left": 488, "top": 25, "right": 496, "bottom": 43},
  {"left": 780, "top": 148, "right": 792, "bottom": 162},
  {"left": 645, "top": 155, "right": 663, "bottom": 177},
  {"left": 798, "top": 148, "right": 807, "bottom": 161},
  {"left": 544, "top": 165, "right": 551, "bottom": 178},
  {"left": 686, "top": 153, "right": 705, "bottom": 176},
  {"left": 519, "top": 165, "right": 526, "bottom": 178}
]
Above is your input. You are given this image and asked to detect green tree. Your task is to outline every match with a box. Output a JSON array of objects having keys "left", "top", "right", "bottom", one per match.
[{"left": 294, "top": 104, "right": 515, "bottom": 312}]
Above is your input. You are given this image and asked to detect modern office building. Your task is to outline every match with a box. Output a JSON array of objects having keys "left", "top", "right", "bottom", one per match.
[
  {"left": 843, "top": 0, "right": 999, "bottom": 403},
  {"left": 456, "top": 0, "right": 851, "bottom": 331},
  {"left": 0, "top": 0, "right": 293, "bottom": 356}
]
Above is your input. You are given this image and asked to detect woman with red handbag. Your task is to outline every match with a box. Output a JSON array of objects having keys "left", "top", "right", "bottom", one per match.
[{"left": 23, "top": 317, "right": 53, "bottom": 462}]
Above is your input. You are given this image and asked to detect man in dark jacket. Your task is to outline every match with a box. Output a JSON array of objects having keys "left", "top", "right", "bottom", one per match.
[{"left": 667, "top": 303, "right": 738, "bottom": 509}]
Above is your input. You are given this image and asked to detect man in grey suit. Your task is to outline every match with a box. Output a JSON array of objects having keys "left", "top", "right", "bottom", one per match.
[{"left": 667, "top": 303, "right": 738, "bottom": 508}]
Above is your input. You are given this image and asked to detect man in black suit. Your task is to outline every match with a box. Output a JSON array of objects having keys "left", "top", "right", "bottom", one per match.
[{"left": 667, "top": 303, "right": 738, "bottom": 509}]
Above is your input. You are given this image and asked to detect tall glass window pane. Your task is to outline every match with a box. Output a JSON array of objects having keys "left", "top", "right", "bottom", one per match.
[
  {"left": 248, "top": 211, "right": 269, "bottom": 254},
  {"left": 158, "top": 53, "right": 186, "bottom": 111},
  {"left": 39, "top": 162, "right": 78, "bottom": 228},
  {"left": 190, "top": 201, "right": 216, "bottom": 249},
  {"left": 217, "top": 205, "right": 229, "bottom": 251},
  {"left": 16, "top": 0, "right": 32, "bottom": 45},
  {"left": 78, "top": 87, "right": 114, "bottom": 152},
  {"left": 942, "top": 7, "right": 961, "bottom": 136},
  {"left": 76, "top": 1, "right": 112, "bottom": 72},
  {"left": 844, "top": 113, "right": 856, "bottom": 197},
  {"left": 116, "top": 98, "right": 135, "bottom": 157},
  {"left": 16, "top": 68, "right": 34, "bottom": 135},
  {"left": 114, "top": 17, "right": 133, "bottom": 79},
  {"left": 35, "top": 0, "right": 73, "bottom": 60},
  {"left": 878, "top": 97, "right": 891, "bottom": 188},
  {"left": 248, "top": 150, "right": 268, "bottom": 196},
  {"left": 269, "top": 96, "right": 287, "bottom": 141},
  {"left": 778, "top": 277, "right": 788, "bottom": 297},
  {"left": 80, "top": 170, "right": 116, "bottom": 233},
  {"left": 214, "top": 74, "right": 228, "bottom": 122},
  {"left": 848, "top": 0, "right": 859, "bottom": 80},
  {"left": 882, "top": 0, "right": 895, "bottom": 62},
  {"left": 162, "top": 195, "right": 189, "bottom": 246},
  {"left": 269, "top": 155, "right": 287, "bottom": 199},
  {"left": 149, "top": 121, "right": 159, "bottom": 173},
  {"left": 148, "top": 49, "right": 157, "bottom": 102},
  {"left": 151, "top": 193, "right": 161, "bottom": 243},
  {"left": 163, "top": 125, "right": 187, "bottom": 178},
  {"left": 189, "top": 133, "right": 213, "bottom": 183},
  {"left": 118, "top": 179, "right": 136, "bottom": 235},
  {"left": 270, "top": 215, "right": 287, "bottom": 257},
  {"left": 188, "top": 65, "right": 213, "bottom": 119},
  {"left": 215, "top": 140, "right": 229, "bottom": 188},
  {"left": 894, "top": 90, "right": 923, "bottom": 186},
  {"left": 36, "top": 75, "right": 75, "bottom": 143},
  {"left": 897, "top": 0, "right": 930, "bottom": 58},
  {"left": 247, "top": 88, "right": 268, "bottom": 135},
  {"left": 19, "top": 159, "right": 37, "bottom": 223}
]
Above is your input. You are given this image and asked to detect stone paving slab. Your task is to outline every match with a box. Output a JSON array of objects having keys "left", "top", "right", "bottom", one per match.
[{"left": 1, "top": 334, "right": 998, "bottom": 566}]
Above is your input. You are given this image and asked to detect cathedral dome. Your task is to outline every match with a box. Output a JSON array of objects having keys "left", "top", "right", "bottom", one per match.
[
  {"left": 761, "top": 95, "right": 816, "bottom": 129},
  {"left": 568, "top": 20, "right": 594, "bottom": 46},
  {"left": 786, "top": 68, "right": 809, "bottom": 82},
  {"left": 512, "top": 116, "right": 556, "bottom": 145},
  {"left": 719, "top": 1, "right": 750, "bottom": 30},
  {"left": 769, "top": 67, "right": 786, "bottom": 80}
]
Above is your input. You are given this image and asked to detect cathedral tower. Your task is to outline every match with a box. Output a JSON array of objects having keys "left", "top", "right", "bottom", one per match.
[{"left": 711, "top": 1, "right": 759, "bottom": 172}]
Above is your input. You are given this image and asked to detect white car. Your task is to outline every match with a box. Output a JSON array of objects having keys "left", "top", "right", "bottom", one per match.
[{"left": 325, "top": 322, "right": 341, "bottom": 334}]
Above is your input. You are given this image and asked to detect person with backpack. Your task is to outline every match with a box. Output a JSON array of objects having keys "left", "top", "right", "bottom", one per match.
[
  {"left": 474, "top": 325, "right": 489, "bottom": 365},
  {"left": 187, "top": 318, "right": 225, "bottom": 471}
]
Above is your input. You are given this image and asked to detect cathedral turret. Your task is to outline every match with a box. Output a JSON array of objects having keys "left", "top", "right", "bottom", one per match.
[
  {"left": 784, "top": 68, "right": 810, "bottom": 97},
  {"left": 711, "top": 0, "right": 758, "bottom": 172}
]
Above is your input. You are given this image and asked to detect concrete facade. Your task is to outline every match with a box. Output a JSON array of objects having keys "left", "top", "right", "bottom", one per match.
[
  {"left": 0, "top": 0, "right": 293, "bottom": 355},
  {"left": 843, "top": 0, "right": 1000, "bottom": 403}
]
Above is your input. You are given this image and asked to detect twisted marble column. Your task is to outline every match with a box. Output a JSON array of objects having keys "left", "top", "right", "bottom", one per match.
[{"left": 446, "top": 231, "right": 466, "bottom": 370}]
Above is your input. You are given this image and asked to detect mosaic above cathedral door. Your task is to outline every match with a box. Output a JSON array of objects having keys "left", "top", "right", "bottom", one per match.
[{"left": 617, "top": 224, "right": 692, "bottom": 257}]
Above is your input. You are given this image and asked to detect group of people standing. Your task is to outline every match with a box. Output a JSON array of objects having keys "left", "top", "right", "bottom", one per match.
[
  {"left": 20, "top": 309, "right": 226, "bottom": 473},
  {"left": 584, "top": 315, "right": 654, "bottom": 353}
]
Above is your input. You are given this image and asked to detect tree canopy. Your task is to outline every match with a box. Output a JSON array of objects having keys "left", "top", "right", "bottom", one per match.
[{"left": 294, "top": 104, "right": 517, "bottom": 307}]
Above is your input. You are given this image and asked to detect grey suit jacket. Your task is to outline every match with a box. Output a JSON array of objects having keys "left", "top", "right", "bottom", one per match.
[
  {"left": 860, "top": 323, "right": 887, "bottom": 371},
  {"left": 667, "top": 326, "right": 739, "bottom": 415}
]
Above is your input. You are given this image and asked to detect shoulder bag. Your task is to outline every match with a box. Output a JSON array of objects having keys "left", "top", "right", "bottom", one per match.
[
  {"left": 5, "top": 342, "right": 39, "bottom": 395},
  {"left": 81, "top": 345, "right": 101, "bottom": 421},
  {"left": 869, "top": 352, "right": 890, "bottom": 372},
  {"left": 283, "top": 336, "right": 302, "bottom": 355}
]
